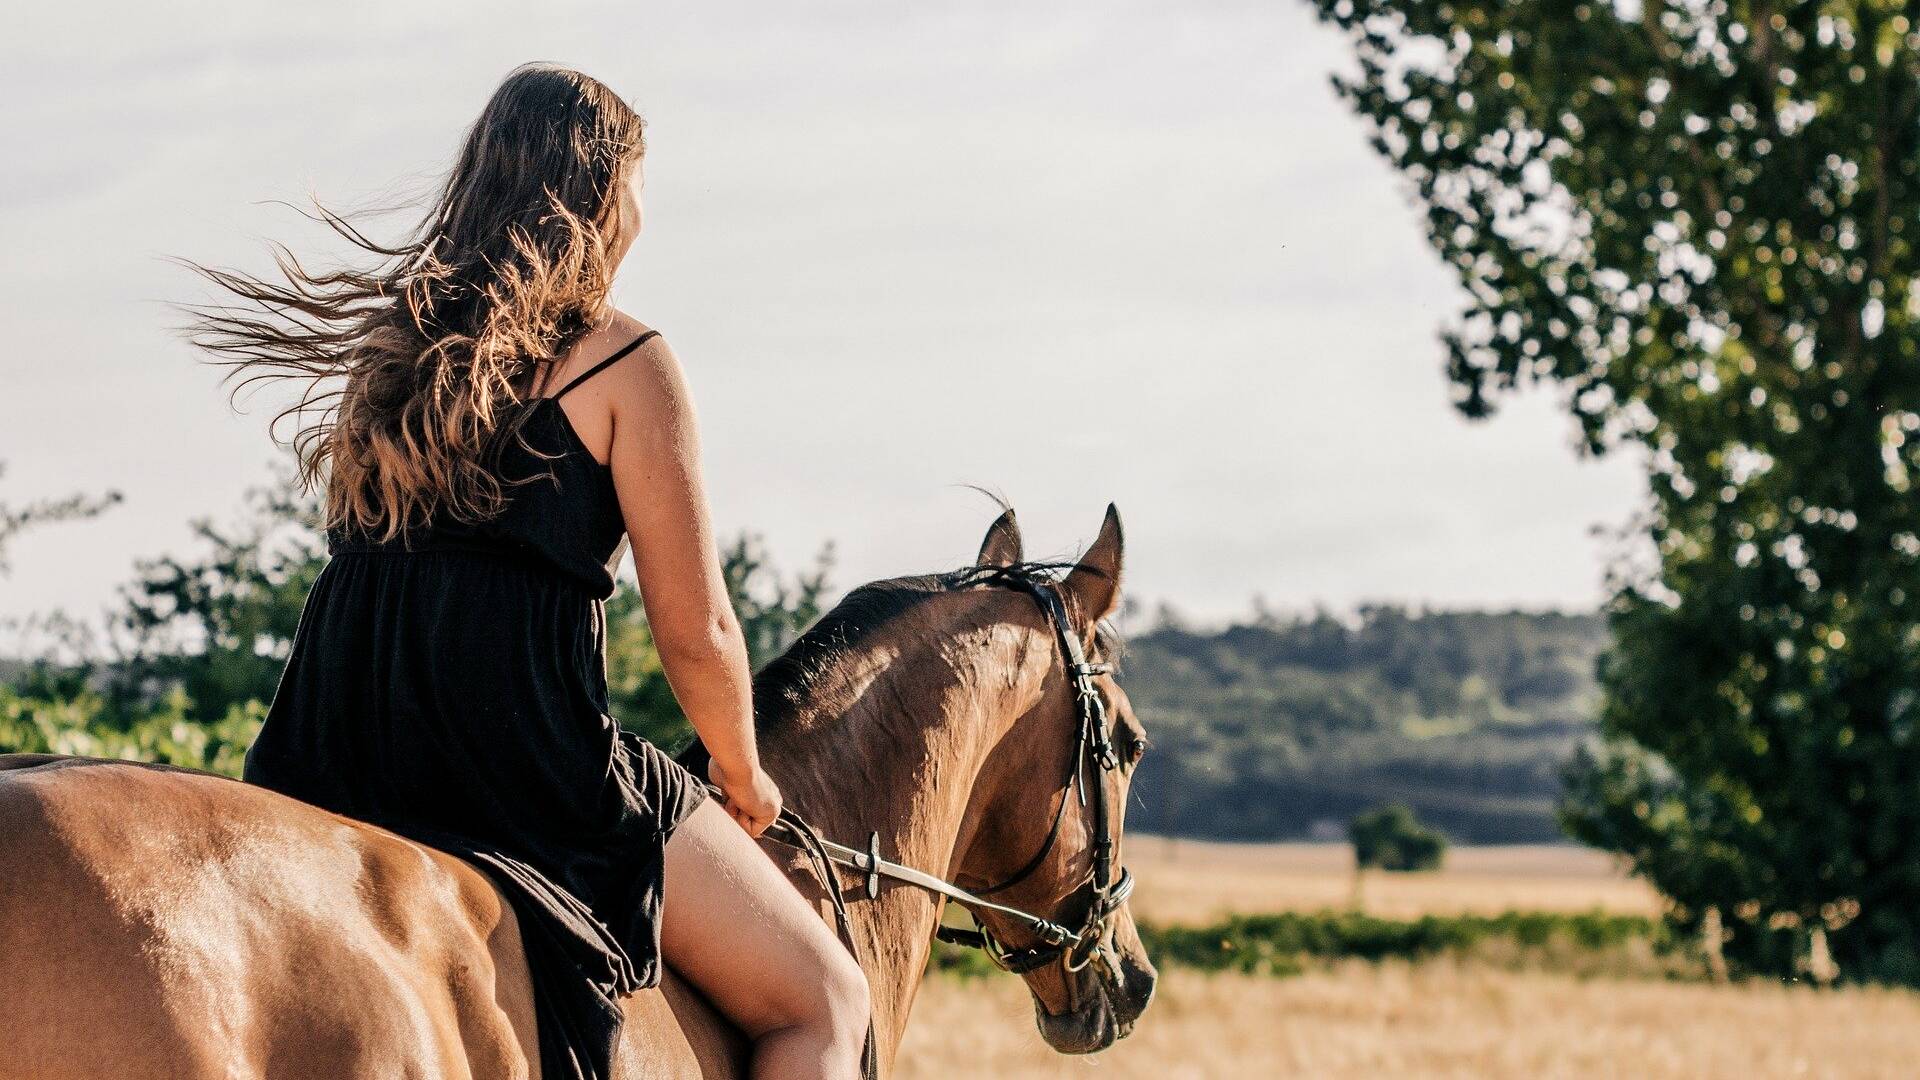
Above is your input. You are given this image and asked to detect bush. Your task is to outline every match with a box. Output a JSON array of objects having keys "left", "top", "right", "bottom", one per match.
[
  {"left": 0, "top": 682, "right": 262, "bottom": 778},
  {"left": 926, "top": 908, "right": 1678, "bottom": 980},
  {"left": 1350, "top": 804, "right": 1447, "bottom": 872}
]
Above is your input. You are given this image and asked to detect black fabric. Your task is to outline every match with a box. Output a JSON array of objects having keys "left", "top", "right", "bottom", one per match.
[{"left": 244, "top": 331, "right": 704, "bottom": 1080}]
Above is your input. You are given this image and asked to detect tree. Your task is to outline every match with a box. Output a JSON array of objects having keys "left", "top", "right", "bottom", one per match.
[
  {"left": 1308, "top": 0, "right": 1920, "bottom": 981},
  {"left": 1350, "top": 804, "right": 1449, "bottom": 872},
  {"left": 107, "top": 478, "right": 327, "bottom": 725}
]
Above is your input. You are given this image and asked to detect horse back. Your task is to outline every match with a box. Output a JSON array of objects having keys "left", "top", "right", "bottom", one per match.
[
  {"left": 0, "top": 756, "right": 529, "bottom": 1078},
  {"left": 0, "top": 754, "right": 749, "bottom": 1079}
]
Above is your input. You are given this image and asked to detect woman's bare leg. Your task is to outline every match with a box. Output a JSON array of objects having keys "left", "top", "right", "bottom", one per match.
[{"left": 660, "top": 799, "right": 871, "bottom": 1080}]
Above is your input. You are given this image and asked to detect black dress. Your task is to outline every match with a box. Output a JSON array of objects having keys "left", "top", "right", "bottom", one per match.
[{"left": 244, "top": 330, "right": 706, "bottom": 1080}]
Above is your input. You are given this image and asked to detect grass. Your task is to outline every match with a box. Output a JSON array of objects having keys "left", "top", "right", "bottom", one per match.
[
  {"left": 896, "top": 963, "right": 1920, "bottom": 1079},
  {"left": 900, "top": 841, "right": 1916, "bottom": 1077}
]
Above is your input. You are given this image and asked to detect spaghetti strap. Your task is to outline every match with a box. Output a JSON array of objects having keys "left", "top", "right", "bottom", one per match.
[{"left": 549, "top": 330, "right": 661, "bottom": 401}]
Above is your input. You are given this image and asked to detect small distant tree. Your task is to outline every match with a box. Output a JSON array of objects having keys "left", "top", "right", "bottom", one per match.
[{"left": 1351, "top": 804, "right": 1449, "bottom": 872}]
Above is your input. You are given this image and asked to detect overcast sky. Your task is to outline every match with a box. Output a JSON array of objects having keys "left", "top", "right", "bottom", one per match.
[{"left": 0, "top": 0, "right": 1644, "bottom": 647}]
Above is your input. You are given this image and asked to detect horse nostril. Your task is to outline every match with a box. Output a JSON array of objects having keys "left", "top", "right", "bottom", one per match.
[{"left": 1113, "top": 957, "right": 1157, "bottom": 1025}]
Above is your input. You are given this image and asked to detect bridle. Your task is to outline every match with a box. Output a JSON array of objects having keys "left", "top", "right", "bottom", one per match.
[
  {"left": 733, "top": 567, "right": 1138, "bottom": 980},
  {"left": 930, "top": 570, "right": 1135, "bottom": 976}
]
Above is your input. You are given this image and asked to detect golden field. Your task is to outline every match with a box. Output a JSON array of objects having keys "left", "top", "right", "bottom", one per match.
[
  {"left": 1122, "top": 837, "right": 1662, "bottom": 922},
  {"left": 896, "top": 962, "right": 1920, "bottom": 1079},
  {"left": 897, "top": 841, "right": 1919, "bottom": 1078}
]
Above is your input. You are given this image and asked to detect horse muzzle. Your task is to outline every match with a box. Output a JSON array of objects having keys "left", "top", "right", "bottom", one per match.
[{"left": 1032, "top": 941, "right": 1157, "bottom": 1054}]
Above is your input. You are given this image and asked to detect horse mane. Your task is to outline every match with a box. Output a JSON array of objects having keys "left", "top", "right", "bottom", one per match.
[
  {"left": 675, "top": 560, "right": 1123, "bottom": 772},
  {"left": 750, "top": 573, "right": 951, "bottom": 731}
]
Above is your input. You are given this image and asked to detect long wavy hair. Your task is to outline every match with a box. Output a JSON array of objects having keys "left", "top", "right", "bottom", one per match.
[{"left": 176, "top": 63, "right": 645, "bottom": 542}]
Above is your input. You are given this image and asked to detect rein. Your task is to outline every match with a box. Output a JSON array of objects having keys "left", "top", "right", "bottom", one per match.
[{"left": 702, "top": 571, "right": 1136, "bottom": 1076}]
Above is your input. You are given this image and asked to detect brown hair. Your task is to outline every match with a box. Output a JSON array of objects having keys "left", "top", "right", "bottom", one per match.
[{"left": 176, "top": 62, "right": 645, "bottom": 541}]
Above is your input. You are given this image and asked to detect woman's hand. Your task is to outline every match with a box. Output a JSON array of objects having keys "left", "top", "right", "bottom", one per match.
[{"left": 708, "top": 756, "right": 782, "bottom": 837}]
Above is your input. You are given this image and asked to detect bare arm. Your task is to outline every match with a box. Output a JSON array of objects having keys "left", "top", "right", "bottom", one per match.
[{"left": 603, "top": 330, "right": 779, "bottom": 834}]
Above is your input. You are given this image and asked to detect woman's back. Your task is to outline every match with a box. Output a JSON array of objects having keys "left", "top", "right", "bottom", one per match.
[
  {"left": 325, "top": 329, "right": 661, "bottom": 600},
  {"left": 246, "top": 327, "right": 705, "bottom": 1080}
]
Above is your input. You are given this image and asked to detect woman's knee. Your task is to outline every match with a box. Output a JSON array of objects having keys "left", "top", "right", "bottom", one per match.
[
  {"left": 818, "top": 944, "right": 871, "bottom": 1037},
  {"left": 760, "top": 936, "right": 868, "bottom": 1041}
]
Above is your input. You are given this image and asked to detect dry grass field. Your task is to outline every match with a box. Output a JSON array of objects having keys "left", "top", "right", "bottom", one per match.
[
  {"left": 1123, "top": 837, "right": 1662, "bottom": 922},
  {"left": 896, "top": 962, "right": 1920, "bottom": 1079},
  {"left": 897, "top": 842, "right": 1919, "bottom": 1077}
]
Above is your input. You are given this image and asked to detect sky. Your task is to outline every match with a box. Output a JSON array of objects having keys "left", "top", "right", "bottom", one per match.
[{"left": 0, "top": 0, "right": 1645, "bottom": 647}]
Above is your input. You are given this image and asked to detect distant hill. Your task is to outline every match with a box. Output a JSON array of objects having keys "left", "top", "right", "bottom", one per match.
[{"left": 1120, "top": 607, "right": 1606, "bottom": 844}]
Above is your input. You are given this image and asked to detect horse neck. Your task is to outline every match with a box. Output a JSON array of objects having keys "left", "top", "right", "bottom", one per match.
[{"left": 761, "top": 634, "right": 1024, "bottom": 1067}]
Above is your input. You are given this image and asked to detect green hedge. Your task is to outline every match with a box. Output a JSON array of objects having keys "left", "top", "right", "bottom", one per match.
[{"left": 929, "top": 908, "right": 1674, "bottom": 979}]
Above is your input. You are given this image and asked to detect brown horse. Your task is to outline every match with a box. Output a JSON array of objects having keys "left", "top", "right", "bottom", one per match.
[{"left": 0, "top": 506, "right": 1155, "bottom": 1079}]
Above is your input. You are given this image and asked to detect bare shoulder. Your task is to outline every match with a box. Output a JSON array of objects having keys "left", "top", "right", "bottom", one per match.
[{"left": 600, "top": 310, "right": 692, "bottom": 424}]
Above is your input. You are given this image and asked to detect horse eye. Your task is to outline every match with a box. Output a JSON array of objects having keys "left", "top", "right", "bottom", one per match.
[{"left": 1124, "top": 734, "right": 1149, "bottom": 765}]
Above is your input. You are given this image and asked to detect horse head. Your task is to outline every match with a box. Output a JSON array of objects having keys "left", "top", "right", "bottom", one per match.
[{"left": 946, "top": 504, "right": 1157, "bottom": 1053}]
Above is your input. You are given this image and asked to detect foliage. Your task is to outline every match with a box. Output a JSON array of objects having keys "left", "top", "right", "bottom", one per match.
[
  {"left": 1308, "top": 0, "right": 1920, "bottom": 982},
  {"left": 0, "top": 681, "right": 261, "bottom": 778},
  {"left": 929, "top": 907, "right": 1675, "bottom": 980},
  {"left": 1351, "top": 804, "right": 1448, "bottom": 872},
  {"left": 1125, "top": 606, "right": 1606, "bottom": 842},
  {"left": 106, "top": 481, "right": 327, "bottom": 723}
]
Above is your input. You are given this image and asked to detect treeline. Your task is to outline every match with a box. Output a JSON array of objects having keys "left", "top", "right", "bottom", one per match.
[{"left": 1121, "top": 607, "right": 1607, "bottom": 843}]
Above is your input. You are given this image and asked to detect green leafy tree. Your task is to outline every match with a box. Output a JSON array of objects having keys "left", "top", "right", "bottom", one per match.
[
  {"left": 1351, "top": 804, "right": 1449, "bottom": 872},
  {"left": 1309, "top": 0, "right": 1920, "bottom": 981}
]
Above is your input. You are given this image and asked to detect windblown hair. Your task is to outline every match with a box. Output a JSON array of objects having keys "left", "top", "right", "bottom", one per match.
[{"left": 176, "top": 63, "right": 646, "bottom": 541}]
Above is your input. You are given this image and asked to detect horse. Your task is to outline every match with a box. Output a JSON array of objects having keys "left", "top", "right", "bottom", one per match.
[{"left": 0, "top": 505, "right": 1156, "bottom": 1078}]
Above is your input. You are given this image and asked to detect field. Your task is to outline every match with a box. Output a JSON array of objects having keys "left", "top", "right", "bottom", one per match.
[
  {"left": 896, "top": 963, "right": 1920, "bottom": 1079},
  {"left": 896, "top": 841, "right": 1920, "bottom": 1078},
  {"left": 1120, "top": 837, "right": 1661, "bottom": 922}
]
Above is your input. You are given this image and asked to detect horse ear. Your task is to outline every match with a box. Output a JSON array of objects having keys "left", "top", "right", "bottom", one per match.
[
  {"left": 976, "top": 508, "right": 1024, "bottom": 567},
  {"left": 1062, "top": 504, "right": 1124, "bottom": 631}
]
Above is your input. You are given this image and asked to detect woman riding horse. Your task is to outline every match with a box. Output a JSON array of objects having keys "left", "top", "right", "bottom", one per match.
[{"left": 175, "top": 63, "right": 869, "bottom": 1080}]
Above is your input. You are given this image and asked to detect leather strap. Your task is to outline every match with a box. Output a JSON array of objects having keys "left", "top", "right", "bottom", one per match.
[{"left": 548, "top": 330, "right": 660, "bottom": 401}]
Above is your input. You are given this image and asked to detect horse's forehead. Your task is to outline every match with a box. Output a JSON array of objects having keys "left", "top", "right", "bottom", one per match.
[{"left": 875, "top": 589, "right": 1056, "bottom": 699}]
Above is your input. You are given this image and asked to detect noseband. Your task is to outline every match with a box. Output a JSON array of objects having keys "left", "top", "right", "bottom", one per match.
[{"left": 739, "top": 570, "right": 1136, "bottom": 979}]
